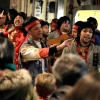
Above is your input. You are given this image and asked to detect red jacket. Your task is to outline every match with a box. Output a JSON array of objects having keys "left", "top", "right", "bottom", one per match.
[{"left": 4, "top": 25, "right": 28, "bottom": 68}]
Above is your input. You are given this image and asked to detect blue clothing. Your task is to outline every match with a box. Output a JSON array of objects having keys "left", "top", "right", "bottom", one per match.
[{"left": 93, "top": 29, "right": 100, "bottom": 46}]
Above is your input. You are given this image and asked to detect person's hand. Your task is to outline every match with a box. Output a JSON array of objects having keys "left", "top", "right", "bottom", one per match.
[
  {"left": 61, "top": 38, "right": 73, "bottom": 47},
  {"left": 0, "top": 10, "right": 5, "bottom": 19},
  {"left": 56, "top": 38, "right": 73, "bottom": 50}
]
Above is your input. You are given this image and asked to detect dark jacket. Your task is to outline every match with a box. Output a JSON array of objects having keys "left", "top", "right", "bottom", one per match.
[{"left": 49, "top": 86, "right": 71, "bottom": 100}]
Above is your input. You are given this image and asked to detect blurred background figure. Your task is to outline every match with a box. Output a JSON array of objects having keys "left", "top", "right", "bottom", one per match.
[
  {"left": 0, "top": 8, "right": 7, "bottom": 33},
  {"left": 66, "top": 72, "right": 100, "bottom": 100},
  {"left": 0, "top": 37, "right": 38, "bottom": 100},
  {"left": 40, "top": 19, "right": 49, "bottom": 46},
  {"left": 4, "top": 12, "right": 28, "bottom": 68},
  {"left": 50, "top": 18, "right": 58, "bottom": 32},
  {"left": 81, "top": 0, "right": 92, "bottom": 5},
  {"left": 48, "top": 16, "right": 71, "bottom": 40},
  {"left": 71, "top": 21, "right": 83, "bottom": 40},
  {"left": 87, "top": 17, "right": 100, "bottom": 46},
  {"left": 5, "top": 8, "right": 18, "bottom": 25}
]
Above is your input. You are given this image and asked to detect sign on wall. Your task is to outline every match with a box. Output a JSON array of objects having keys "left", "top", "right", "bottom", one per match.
[{"left": 34, "top": 1, "right": 41, "bottom": 19}]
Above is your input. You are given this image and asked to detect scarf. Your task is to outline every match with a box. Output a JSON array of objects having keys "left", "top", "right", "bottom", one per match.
[{"left": 3, "top": 63, "right": 17, "bottom": 71}]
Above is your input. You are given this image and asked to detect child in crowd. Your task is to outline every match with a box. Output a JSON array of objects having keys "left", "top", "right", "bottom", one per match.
[{"left": 34, "top": 73, "right": 57, "bottom": 100}]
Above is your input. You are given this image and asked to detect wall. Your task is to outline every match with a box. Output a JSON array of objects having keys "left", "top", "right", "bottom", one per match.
[
  {"left": 57, "top": 0, "right": 64, "bottom": 19},
  {"left": 34, "top": 0, "right": 56, "bottom": 22},
  {"left": 15, "top": 0, "right": 77, "bottom": 22},
  {"left": 75, "top": 10, "right": 100, "bottom": 29},
  {"left": 17, "top": 0, "right": 33, "bottom": 16}
]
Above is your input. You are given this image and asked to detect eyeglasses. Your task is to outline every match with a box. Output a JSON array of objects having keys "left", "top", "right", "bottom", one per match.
[{"left": 63, "top": 21, "right": 70, "bottom": 24}]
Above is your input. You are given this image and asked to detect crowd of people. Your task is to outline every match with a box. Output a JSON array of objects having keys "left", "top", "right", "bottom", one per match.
[{"left": 0, "top": 7, "right": 100, "bottom": 100}]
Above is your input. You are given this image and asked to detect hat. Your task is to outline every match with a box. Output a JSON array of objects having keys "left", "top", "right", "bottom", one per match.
[
  {"left": 76, "top": 21, "right": 95, "bottom": 43},
  {"left": 57, "top": 16, "right": 70, "bottom": 29},
  {"left": 15, "top": 12, "right": 27, "bottom": 20}
]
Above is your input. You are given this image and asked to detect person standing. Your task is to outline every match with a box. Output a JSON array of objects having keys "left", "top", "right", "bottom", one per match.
[
  {"left": 48, "top": 16, "right": 71, "bottom": 40},
  {"left": 4, "top": 12, "right": 28, "bottom": 68},
  {"left": 62, "top": 21, "right": 100, "bottom": 72},
  {"left": 19, "top": 16, "right": 71, "bottom": 85}
]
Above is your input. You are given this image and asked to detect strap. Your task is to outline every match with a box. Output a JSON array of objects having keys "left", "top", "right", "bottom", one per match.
[{"left": 93, "top": 53, "right": 98, "bottom": 70}]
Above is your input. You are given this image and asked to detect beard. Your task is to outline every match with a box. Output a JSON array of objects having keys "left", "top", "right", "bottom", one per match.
[{"left": 42, "top": 33, "right": 48, "bottom": 38}]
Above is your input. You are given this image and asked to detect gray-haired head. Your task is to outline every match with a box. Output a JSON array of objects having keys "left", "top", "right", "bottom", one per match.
[{"left": 52, "top": 53, "right": 87, "bottom": 87}]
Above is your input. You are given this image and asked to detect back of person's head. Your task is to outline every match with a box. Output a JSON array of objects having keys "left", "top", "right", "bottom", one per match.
[
  {"left": 35, "top": 73, "right": 56, "bottom": 97},
  {"left": 57, "top": 16, "right": 70, "bottom": 30},
  {"left": 76, "top": 21, "right": 95, "bottom": 43},
  {"left": 0, "top": 37, "right": 14, "bottom": 69},
  {"left": 52, "top": 53, "right": 87, "bottom": 88},
  {"left": 66, "top": 72, "right": 100, "bottom": 100},
  {"left": 23, "top": 16, "right": 39, "bottom": 31},
  {"left": 87, "top": 17, "right": 98, "bottom": 29}
]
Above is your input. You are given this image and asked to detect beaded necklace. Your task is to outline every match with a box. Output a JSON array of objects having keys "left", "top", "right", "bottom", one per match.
[{"left": 75, "top": 41, "right": 90, "bottom": 62}]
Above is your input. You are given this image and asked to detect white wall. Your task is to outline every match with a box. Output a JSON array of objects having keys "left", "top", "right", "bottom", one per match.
[{"left": 75, "top": 10, "right": 100, "bottom": 29}]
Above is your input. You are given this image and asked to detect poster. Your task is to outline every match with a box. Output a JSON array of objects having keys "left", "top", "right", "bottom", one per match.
[{"left": 34, "top": 1, "right": 41, "bottom": 19}]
